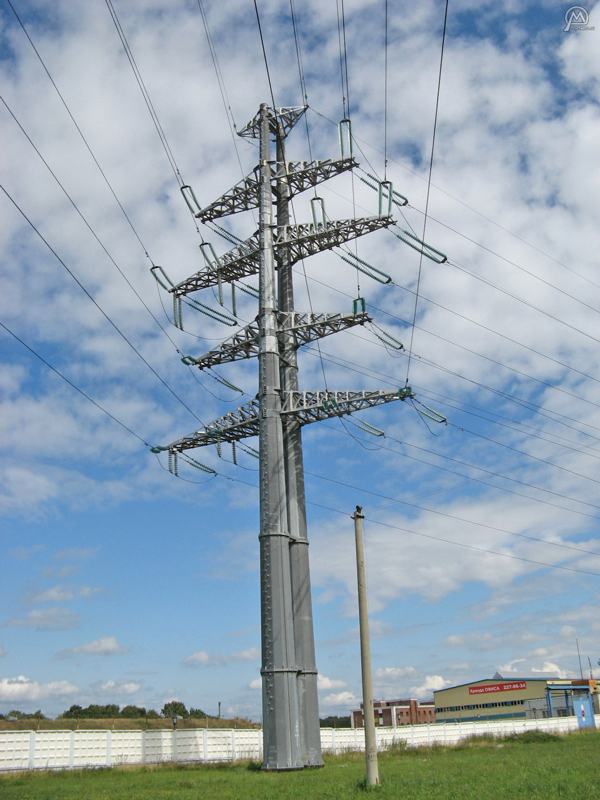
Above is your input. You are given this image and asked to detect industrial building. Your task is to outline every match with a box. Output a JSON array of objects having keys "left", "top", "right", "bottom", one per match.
[
  {"left": 351, "top": 698, "right": 436, "bottom": 728},
  {"left": 434, "top": 674, "right": 598, "bottom": 723}
]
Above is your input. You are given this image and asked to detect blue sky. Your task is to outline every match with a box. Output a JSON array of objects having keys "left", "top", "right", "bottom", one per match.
[{"left": 1, "top": 0, "right": 599, "bottom": 719}]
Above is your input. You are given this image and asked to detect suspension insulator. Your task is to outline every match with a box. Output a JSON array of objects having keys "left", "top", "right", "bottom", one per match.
[
  {"left": 339, "top": 118, "right": 353, "bottom": 158},
  {"left": 181, "top": 184, "right": 202, "bottom": 215}
]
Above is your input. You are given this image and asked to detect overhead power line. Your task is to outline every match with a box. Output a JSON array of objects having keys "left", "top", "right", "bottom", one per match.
[
  {"left": 0, "top": 320, "right": 149, "bottom": 447},
  {"left": 162, "top": 459, "right": 600, "bottom": 580},
  {"left": 406, "top": 0, "right": 449, "bottom": 384},
  {"left": 303, "top": 468, "right": 600, "bottom": 558},
  {"left": 0, "top": 184, "right": 204, "bottom": 425}
]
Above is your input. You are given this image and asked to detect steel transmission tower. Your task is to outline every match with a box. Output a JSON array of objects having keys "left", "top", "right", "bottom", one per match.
[{"left": 155, "top": 104, "right": 413, "bottom": 770}]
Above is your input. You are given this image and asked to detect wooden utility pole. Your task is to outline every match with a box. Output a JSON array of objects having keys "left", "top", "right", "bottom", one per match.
[{"left": 353, "top": 505, "right": 379, "bottom": 786}]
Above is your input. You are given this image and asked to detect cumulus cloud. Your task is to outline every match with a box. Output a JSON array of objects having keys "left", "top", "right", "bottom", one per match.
[
  {"left": 0, "top": 675, "right": 79, "bottom": 702},
  {"left": 410, "top": 676, "right": 451, "bottom": 698},
  {"left": 317, "top": 675, "right": 347, "bottom": 690},
  {"left": 1, "top": 0, "right": 599, "bottom": 715},
  {"left": 5, "top": 607, "right": 81, "bottom": 631},
  {"left": 374, "top": 666, "right": 417, "bottom": 681},
  {"left": 496, "top": 659, "right": 526, "bottom": 674},
  {"left": 531, "top": 662, "right": 571, "bottom": 679},
  {"left": 90, "top": 679, "right": 142, "bottom": 696},
  {"left": 182, "top": 647, "right": 260, "bottom": 667},
  {"left": 54, "top": 635, "right": 129, "bottom": 659},
  {"left": 321, "top": 691, "right": 359, "bottom": 709},
  {"left": 249, "top": 678, "right": 262, "bottom": 690}
]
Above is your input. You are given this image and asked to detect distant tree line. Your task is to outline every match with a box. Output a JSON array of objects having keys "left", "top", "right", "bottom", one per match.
[
  {"left": 54, "top": 702, "right": 209, "bottom": 719},
  {"left": 3, "top": 703, "right": 219, "bottom": 721},
  {"left": 319, "top": 715, "right": 351, "bottom": 728},
  {"left": 1, "top": 710, "right": 47, "bottom": 720}
]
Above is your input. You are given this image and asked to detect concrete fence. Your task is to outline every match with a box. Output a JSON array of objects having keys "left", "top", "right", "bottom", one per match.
[{"left": 1, "top": 714, "right": 598, "bottom": 772}]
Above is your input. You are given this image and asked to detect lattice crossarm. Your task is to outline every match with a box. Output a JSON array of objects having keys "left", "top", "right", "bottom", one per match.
[
  {"left": 281, "top": 387, "right": 414, "bottom": 426},
  {"left": 185, "top": 320, "right": 261, "bottom": 370},
  {"left": 282, "top": 311, "right": 372, "bottom": 347},
  {"left": 284, "top": 157, "right": 358, "bottom": 198},
  {"left": 171, "top": 231, "right": 260, "bottom": 296},
  {"left": 197, "top": 157, "right": 359, "bottom": 223},
  {"left": 164, "top": 399, "right": 261, "bottom": 453},
  {"left": 196, "top": 169, "right": 261, "bottom": 222},
  {"left": 276, "top": 216, "right": 395, "bottom": 265}
]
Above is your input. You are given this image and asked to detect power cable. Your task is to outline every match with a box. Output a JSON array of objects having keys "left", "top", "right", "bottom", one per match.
[
  {"left": 305, "top": 341, "right": 600, "bottom": 463},
  {"left": 252, "top": 0, "right": 276, "bottom": 109},
  {"left": 1, "top": 320, "right": 150, "bottom": 447},
  {"left": 315, "top": 420, "right": 600, "bottom": 520},
  {"left": 5, "top": 0, "right": 154, "bottom": 262},
  {"left": 296, "top": 266, "right": 600, "bottom": 441},
  {"left": 163, "top": 461, "right": 600, "bottom": 579},
  {"left": 302, "top": 468, "right": 600, "bottom": 558},
  {"left": 407, "top": 0, "right": 448, "bottom": 385},
  {"left": 383, "top": 0, "right": 388, "bottom": 180},
  {"left": 303, "top": 346, "right": 600, "bottom": 495},
  {"left": 362, "top": 516, "right": 600, "bottom": 578},
  {"left": 104, "top": 0, "right": 183, "bottom": 188},
  {"left": 0, "top": 94, "right": 182, "bottom": 353},
  {"left": 308, "top": 105, "right": 600, "bottom": 295},
  {"left": 1, "top": 184, "right": 204, "bottom": 425}
]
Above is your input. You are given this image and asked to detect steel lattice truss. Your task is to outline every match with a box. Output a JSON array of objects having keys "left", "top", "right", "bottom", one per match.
[
  {"left": 276, "top": 216, "right": 394, "bottom": 263},
  {"left": 171, "top": 216, "right": 394, "bottom": 296},
  {"left": 237, "top": 105, "right": 307, "bottom": 138},
  {"left": 162, "top": 387, "right": 414, "bottom": 453},
  {"left": 197, "top": 157, "right": 358, "bottom": 223},
  {"left": 184, "top": 311, "right": 372, "bottom": 370}
]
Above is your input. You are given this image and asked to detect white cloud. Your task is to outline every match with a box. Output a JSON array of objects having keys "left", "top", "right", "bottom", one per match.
[
  {"left": 410, "top": 676, "right": 451, "bottom": 698},
  {"left": 183, "top": 650, "right": 214, "bottom": 666},
  {"left": 443, "top": 633, "right": 496, "bottom": 650},
  {"left": 531, "top": 662, "right": 571, "bottom": 679},
  {"left": 230, "top": 647, "right": 260, "bottom": 662},
  {"left": 54, "top": 635, "right": 129, "bottom": 659},
  {"left": 1, "top": 0, "right": 599, "bottom": 721},
  {"left": 182, "top": 647, "right": 260, "bottom": 667},
  {"left": 374, "top": 666, "right": 417, "bottom": 681},
  {"left": 496, "top": 659, "right": 526, "bottom": 674},
  {"left": 25, "top": 584, "right": 104, "bottom": 604},
  {"left": 321, "top": 691, "right": 359, "bottom": 709},
  {"left": 559, "top": 625, "right": 578, "bottom": 639},
  {"left": 90, "top": 679, "right": 142, "bottom": 696},
  {"left": 5, "top": 607, "right": 81, "bottom": 631},
  {"left": 317, "top": 675, "right": 347, "bottom": 690},
  {"left": 0, "top": 675, "right": 79, "bottom": 702},
  {"left": 249, "top": 678, "right": 262, "bottom": 690}
]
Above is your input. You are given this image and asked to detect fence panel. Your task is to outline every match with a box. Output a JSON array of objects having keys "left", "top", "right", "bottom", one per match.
[
  {"left": 1, "top": 714, "right": 598, "bottom": 772},
  {"left": 0, "top": 731, "right": 31, "bottom": 771},
  {"left": 110, "top": 730, "right": 143, "bottom": 765},
  {"left": 72, "top": 731, "right": 111, "bottom": 768},
  {"left": 143, "top": 730, "right": 174, "bottom": 763}
]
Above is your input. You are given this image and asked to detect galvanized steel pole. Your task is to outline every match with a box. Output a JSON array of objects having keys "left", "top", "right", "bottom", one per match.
[
  {"left": 258, "top": 104, "right": 302, "bottom": 770},
  {"left": 353, "top": 505, "right": 379, "bottom": 786},
  {"left": 276, "top": 123, "right": 324, "bottom": 768}
]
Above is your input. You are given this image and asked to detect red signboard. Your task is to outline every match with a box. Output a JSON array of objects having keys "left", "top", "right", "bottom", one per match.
[{"left": 469, "top": 681, "right": 526, "bottom": 695}]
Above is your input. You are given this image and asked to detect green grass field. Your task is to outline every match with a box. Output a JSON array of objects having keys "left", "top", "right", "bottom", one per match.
[{"left": 1, "top": 729, "right": 599, "bottom": 799}]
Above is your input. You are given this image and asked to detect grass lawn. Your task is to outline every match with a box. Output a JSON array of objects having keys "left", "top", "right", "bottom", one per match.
[{"left": 1, "top": 729, "right": 599, "bottom": 799}]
